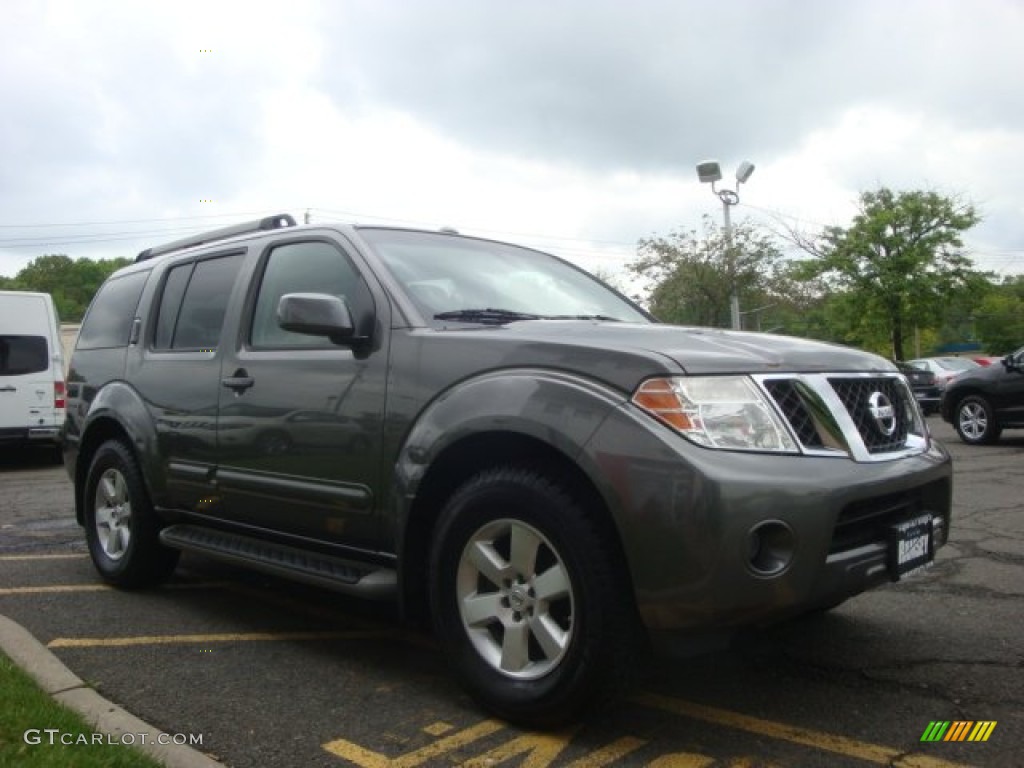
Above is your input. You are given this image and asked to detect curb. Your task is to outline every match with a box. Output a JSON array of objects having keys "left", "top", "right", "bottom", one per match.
[{"left": 0, "top": 612, "right": 223, "bottom": 768}]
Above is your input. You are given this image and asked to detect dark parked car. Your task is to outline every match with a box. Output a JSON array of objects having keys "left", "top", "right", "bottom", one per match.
[
  {"left": 941, "top": 347, "right": 1024, "bottom": 444},
  {"left": 63, "top": 214, "right": 952, "bottom": 726},
  {"left": 897, "top": 362, "right": 941, "bottom": 415}
]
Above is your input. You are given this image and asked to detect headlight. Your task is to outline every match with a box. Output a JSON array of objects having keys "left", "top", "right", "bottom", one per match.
[{"left": 631, "top": 376, "right": 798, "bottom": 453}]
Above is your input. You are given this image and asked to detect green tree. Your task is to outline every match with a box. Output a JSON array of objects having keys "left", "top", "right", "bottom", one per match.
[
  {"left": 6, "top": 254, "right": 131, "bottom": 321},
  {"left": 629, "top": 216, "right": 784, "bottom": 327},
  {"left": 787, "top": 188, "right": 981, "bottom": 360},
  {"left": 973, "top": 275, "right": 1024, "bottom": 354}
]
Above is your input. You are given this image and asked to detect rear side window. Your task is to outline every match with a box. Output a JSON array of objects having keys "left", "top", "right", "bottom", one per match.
[
  {"left": 77, "top": 271, "right": 149, "bottom": 350},
  {"left": 0, "top": 336, "right": 48, "bottom": 376},
  {"left": 153, "top": 263, "right": 191, "bottom": 350},
  {"left": 153, "top": 254, "right": 243, "bottom": 351}
]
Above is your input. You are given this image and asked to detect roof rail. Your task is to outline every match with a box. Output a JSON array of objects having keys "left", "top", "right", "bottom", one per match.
[{"left": 135, "top": 213, "right": 297, "bottom": 262}]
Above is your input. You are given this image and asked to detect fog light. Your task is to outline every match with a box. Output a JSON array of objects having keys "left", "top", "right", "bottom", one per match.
[{"left": 746, "top": 521, "right": 795, "bottom": 576}]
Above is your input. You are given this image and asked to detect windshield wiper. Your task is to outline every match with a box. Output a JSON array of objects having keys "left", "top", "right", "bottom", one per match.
[
  {"left": 541, "top": 314, "right": 623, "bottom": 322},
  {"left": 434, "top": 308, "right": 541, "bottom": 324}
]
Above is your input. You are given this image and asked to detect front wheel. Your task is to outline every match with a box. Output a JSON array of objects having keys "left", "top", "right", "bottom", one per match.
[
  {"left": 429, "top": 467, "right": 638, "bottom": 727},
  {"left": 954, "top": 395, "right": 1002, "bottom": 445},
  {"left": 84, "top": 440, "right": 179, "bottom": 588}
]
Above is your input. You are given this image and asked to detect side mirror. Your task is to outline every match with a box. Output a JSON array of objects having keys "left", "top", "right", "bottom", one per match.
[{"left": 277, "top": 293, "right": 356, "bottom": 344}]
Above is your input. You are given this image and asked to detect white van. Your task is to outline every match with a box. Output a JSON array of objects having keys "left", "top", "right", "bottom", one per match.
[{"left": 0, "top": 291, "right": 66, "bottom": 459}]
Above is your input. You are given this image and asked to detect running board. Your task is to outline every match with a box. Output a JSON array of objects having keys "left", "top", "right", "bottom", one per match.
[{"left": 159, "top": 524, "right": 396, "bottom": 600}]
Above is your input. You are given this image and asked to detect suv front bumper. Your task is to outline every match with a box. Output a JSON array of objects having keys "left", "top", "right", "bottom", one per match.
[{"left": 582, "top": 404, "right": 952, "bottom": 631}]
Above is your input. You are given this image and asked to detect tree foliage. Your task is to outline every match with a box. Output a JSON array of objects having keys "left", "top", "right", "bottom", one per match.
[
  {"left": 974, "top": 275, "right": 1024, "bottom": 355},
  {"left": 629, "top": 216, "right": 785, "bottom": 327},
  {"left": 786, "top": 188, "right": 981, "bottom": 360},
  {"left": 0, "top": 254, "right": 131, "bottom": 322}
]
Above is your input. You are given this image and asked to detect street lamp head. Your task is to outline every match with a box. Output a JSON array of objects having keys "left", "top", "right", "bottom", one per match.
[
  {"left": 733, "top": 159, "right": 757, "bottom": 183},
  {"left": 696, "top": 160, "right": 722, "bottom": 184},
  {"left": 736, "top": 160, "right": 755, "bottom": 184}
]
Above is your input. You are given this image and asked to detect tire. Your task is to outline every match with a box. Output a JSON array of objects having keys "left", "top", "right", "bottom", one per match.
[
  {"left": 83, "top": 440, "right": 179, "bottom": 588},
  {"left": 954, "top": 395, "right": 1002, "bottom": 445},
  {"left": 429, "top": 466, "right": 637, "bottom": 727}
]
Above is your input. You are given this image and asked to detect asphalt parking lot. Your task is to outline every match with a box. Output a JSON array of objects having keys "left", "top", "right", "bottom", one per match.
[{"left": 1, "top": 418, "right": 1021, "bottom": 768}]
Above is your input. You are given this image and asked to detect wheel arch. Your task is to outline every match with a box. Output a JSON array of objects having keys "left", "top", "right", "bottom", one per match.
[
  {"left": 397, "top": 429, "right": 638, "bottom": 630},
  {"left": 74, "top": 382, "right": 160, "bottom": 525}
]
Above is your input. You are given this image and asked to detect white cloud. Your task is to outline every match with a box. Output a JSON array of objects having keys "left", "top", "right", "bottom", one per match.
[{"left": 1, "top": 0, "right": 1022, "bottom": 279}]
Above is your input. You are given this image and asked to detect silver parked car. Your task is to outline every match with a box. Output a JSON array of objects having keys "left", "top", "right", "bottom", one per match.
[{"left": 906, "top": 356, "right": 981, "bottom": 390}]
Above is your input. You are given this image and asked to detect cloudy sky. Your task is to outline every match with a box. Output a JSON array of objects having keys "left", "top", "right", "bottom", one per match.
[{"left": 2, "top": 0, "right": 1023, "bottom": 281}]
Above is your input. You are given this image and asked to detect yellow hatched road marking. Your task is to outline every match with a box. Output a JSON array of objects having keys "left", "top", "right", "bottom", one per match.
[
  {"left": 48, "top": 629, "right": 391, "bottom": 648},
  {"left": 324, "top": 719, "right": 505, "bottom": 768},
  {"left": 634, "top": 693, "right": 976, "bottom": 768},
  {"left": 562, "top": 737, "right": 647, "bottom": 767}
]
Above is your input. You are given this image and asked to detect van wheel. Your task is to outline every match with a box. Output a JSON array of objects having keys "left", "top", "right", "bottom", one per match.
[
  {"left": 954, "top": 395, "right": 1001, "bottom": 445},
  {"left": 84, "top": 441, "right": 179, "bottom": 588},
  {"left": 429, "top": 467, "right": 636, "bottom": 727}
]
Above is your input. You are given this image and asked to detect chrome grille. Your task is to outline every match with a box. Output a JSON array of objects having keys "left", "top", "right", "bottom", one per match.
[
  {"left": 757, "top": 372, "right": 925, "bottom": 462},
  {"left": 828, "top": 377, "right": 909, "bottom": 453},
  {"left": 762, "top": 379, "right": 823, "bottom": 448}
]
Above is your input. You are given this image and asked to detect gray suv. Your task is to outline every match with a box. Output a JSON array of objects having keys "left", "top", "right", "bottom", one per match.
[{"left": 64, "top": 214, "right": 952, "bottom": 726}]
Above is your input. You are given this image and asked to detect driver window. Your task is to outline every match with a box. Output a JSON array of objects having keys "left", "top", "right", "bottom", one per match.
[{"left": 251, "top": 241, "right": 366, "bottom": 348}]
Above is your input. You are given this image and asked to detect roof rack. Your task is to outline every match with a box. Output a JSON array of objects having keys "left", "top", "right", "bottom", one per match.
[{"left": 135, "top": 213, "right": 297, "bottom": 262}]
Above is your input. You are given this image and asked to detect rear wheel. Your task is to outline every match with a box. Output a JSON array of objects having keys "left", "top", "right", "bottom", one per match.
[
  {"left": 429, "top": 467, "right": 637, "bottom": 727},
  {"left": 954, "top": 395, "right": 1001, "bottom": 445},
  {"left": 84, "top": 440, "right": 179, "bottom": 587}
]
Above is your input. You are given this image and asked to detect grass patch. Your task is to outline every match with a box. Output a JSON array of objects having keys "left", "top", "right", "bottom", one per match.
[{"left": 0, "top": 650, "right": 164, "bottom": 767}]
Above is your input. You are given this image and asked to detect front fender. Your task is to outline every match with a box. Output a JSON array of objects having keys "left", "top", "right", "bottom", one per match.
[{"left": 395, "top": 369, "right": 627, "bottom": 498}]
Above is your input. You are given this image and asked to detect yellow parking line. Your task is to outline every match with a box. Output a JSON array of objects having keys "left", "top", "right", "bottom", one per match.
[
  {"left": 48, "top": 629, "right": 391, "bottom": 648},
  {"left": 0, "top": 553, "right": 86, "bottom": 561},
  {"left": 0, "top": 584, "right": 111, "bottom": 595},
  {"left": 634, "top": 693, "right": 975, "bottom": 768},
  {"left": 0, "top": 581, "right": 227, "bottom": 596}
]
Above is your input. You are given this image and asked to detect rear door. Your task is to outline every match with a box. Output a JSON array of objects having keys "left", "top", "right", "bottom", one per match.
[
  {"left": 129, "top": 251, "right": 246, "bottom": 511},
  {"left": 214, "top": 235, "right": 389, "bottom": 551}
]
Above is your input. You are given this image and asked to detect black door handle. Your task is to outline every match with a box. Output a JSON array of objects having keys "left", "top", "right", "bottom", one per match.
[{"left": 221, "top": 370, "right": 254, "bottom": 393}]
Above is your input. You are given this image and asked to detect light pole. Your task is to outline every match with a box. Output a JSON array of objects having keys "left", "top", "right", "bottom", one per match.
[{"left": 696, "top": 159, "right": 755, "bottom": 330}]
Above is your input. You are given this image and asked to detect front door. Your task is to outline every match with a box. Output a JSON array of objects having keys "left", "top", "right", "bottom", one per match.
[
  {"left": 215, "top": 238, "right": 388, "bottom": 552},
  {"left": 992, "top": 349, "right": 1024, "bottom": 423}
]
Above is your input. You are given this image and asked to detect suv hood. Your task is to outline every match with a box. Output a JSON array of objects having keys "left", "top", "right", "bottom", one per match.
[{"left": 450, "top": 321, "right": 895, "bottom": 376}]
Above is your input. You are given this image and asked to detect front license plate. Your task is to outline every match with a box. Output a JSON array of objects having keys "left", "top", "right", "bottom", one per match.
[{"left": 889, "top": 514, "right": 934, "bottom": 579}]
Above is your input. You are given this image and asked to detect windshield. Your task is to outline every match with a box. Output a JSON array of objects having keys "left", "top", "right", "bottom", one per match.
[{"left": 359, "top": 229, "right": 649, "bottom": 324}]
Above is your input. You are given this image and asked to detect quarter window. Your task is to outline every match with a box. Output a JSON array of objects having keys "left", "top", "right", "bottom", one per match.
[{"left": 77, "top": 271, "right": 149, "bottom": 350}]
